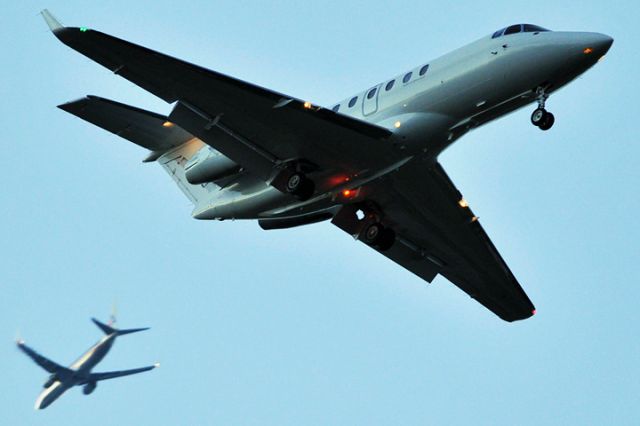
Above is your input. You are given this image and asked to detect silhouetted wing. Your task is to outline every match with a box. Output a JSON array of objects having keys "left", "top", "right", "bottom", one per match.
[
  {"left": 339, "top": 160, "right": 536, "bottom": 322},
  {"left": 49, "top": 26, "right": 401, "bottom": 187},
  {"left": 17, "top": 341, "right": 68, "bottom": 374},
  {"left": 86, "top": 365, "right": 158, "bottom": 382}
]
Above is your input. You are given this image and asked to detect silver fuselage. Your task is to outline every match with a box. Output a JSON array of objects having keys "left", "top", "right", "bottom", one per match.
[
  {"left": 170, "top": 30, "right": 612, "bottom": 220},
  {"left": 34, "top": 334, "right": 116, "bottom": 409}
]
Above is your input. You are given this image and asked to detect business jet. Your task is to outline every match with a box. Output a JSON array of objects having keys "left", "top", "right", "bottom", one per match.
[
  {"left": 41, "top": 10, "right": 612, "bottom": 322},
  {"left": 17, "top": 316, "right": 157, "bottom": 409}
]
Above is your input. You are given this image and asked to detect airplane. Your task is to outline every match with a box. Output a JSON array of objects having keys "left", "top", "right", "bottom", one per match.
[
  {"left": 17, "top": 316, "right": 158, "bottom": 409},
  {"left": 40, "top": 10, "right": 613, "bottom": 322}
]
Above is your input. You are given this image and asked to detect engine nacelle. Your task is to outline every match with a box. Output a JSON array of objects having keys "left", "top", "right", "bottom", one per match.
[
  {"left": 83, "top": 381, "right": 97, "bottom": 395},
  {"left": 185, "top": 152, "right": 240, "bottom": 185},
  {"left": 43, "top": 375, "right": 56, "bottom": 388}
]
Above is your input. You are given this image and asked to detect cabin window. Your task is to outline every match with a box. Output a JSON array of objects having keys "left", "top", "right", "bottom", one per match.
[
  {"left": 367, "top": 88, "right": 377, "bottom": 99},
  {"left": 504, "top": 24, "right": 522, "bottom": 35},
  {"left": 332, "top": 104, "right": 340, "bottom": 112},
  {"left": 403, "top": 72, "right": 412, "bottom": 83},
  {"left": 419, "top": 64, "right": 429, "bottom": 76},
  {"left": 348, "top": 96, "right": 358, "bottom": 108},
  {"left": 385, "top": 80, "right": 395, "bottom": 91}
]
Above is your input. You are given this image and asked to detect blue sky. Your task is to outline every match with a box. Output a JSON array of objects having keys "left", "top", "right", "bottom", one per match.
[{"left": 2, "top": 1, "right": 638, "bottom": 424}]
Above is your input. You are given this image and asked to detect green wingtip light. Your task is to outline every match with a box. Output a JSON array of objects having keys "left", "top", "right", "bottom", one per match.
[{"left": 79, "top": 27, "right": 89, "bottom": 32}]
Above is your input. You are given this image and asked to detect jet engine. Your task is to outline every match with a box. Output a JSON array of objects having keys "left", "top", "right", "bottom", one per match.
[
  {"left": 43, "top": 374, "right": 56, "bottom": 388},
  {"left": 184, "top": 152, "right": 240, "bottom": 185},
  {"left": 83, "top": 381, "right": 97, "bottom": 395}
]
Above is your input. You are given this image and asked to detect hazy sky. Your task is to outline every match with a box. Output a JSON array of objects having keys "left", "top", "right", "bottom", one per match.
[{"left": 2, "top": 1, "right": 638, "bottom": 425}]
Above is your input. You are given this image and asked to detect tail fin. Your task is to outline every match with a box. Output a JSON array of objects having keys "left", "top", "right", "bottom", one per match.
[{"left": 92, "top": 318, "right": 149, "bottom": 336}]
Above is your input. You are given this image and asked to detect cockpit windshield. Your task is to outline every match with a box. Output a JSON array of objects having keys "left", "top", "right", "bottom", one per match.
[{"left": 492, "top": 24, "right": 550, "bottom": 39}]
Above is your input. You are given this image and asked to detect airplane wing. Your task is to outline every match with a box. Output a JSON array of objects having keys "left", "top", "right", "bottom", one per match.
[
  {"left": 16, "top": 341, "right": 70, "bottom": 374},
  {"left": 83, "top": 364, "right": 158, "bottom": 383},
  {"left": 47, "top": 23, "right": 402, "bottom": 187},
  {"left": 334, "top": 159, "right": 535, "bottom": 322}
]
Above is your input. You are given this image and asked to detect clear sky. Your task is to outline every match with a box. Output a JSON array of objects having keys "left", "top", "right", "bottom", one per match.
[{"left": 2, "top": 1, "right": 638, "bottom": 425}]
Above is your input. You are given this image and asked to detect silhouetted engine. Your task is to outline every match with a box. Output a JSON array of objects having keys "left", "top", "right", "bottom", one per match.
[
  {"left": 83, "top": 381, "right": 97, "bottom": 395},
  {"left": 43, "top": 374, "right": 56, "bottom": 388}
]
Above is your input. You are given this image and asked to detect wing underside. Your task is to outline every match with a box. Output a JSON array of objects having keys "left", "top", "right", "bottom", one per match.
[
  {"left": 48, "top": 25, "right": 400, "bottom": 188},
  {"left": 334, "top": 159, "right": 536, "bottom": 322},
  {"left": 17, "top": 341, "right": 69, "bottom": 374}
]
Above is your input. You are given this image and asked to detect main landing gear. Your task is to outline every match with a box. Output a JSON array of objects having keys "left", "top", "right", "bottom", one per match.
[
  {"left": 331, "top": 203, "right": 397, "bottom": 252},
  {"left": 359, "top": 221, "right": 396, "bottom": 251},
  {"left": 284, "top": 171, "right": 315, "bottom": 201},
  {"left": 530, "top": 87, "right": 555, "bottom": 131}
]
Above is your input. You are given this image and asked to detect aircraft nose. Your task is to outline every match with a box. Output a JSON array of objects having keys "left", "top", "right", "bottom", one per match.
[{"left": 581, "top": 32, "right": 614, "bottom": 57}]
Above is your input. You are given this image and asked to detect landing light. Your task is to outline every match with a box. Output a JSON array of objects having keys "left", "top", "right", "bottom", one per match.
[
  {"left": 162, "top": 121, "right": 174, "bottom": 128},
  {"left": 303, "top": 101, "right": 312, "bottom": 109},
  {"left": 394, "top": 121, "right": 402, "bottom": 129},
  {"left": 458, "top": 198, "right": 469, "bottom": 208},
  {"left": 583, "top": 47, "right": 593, "bottom": 55}
]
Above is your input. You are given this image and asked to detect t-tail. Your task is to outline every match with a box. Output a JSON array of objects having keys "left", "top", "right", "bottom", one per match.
[{"left": 91, "top": 318, "right": 149, "bottom": 336}]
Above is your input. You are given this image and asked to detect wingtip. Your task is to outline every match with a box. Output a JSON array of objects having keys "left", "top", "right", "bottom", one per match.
[
  {"left": 154, "top": 362, "right": 160, "bottom": 368},
  {"left": 40, "top": 9, "right": 64, "bottom": 32}
]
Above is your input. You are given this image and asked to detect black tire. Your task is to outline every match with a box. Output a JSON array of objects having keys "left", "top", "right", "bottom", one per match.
[
  {"left": 531, "top": 108, "right": 547, "bottom": 126},
  {"left": 295, "top": 178, "right": 315, "bottom": 201},
  {"left": 285, "top": 172, "right": 304, "bottom": 193},
  {"left": 285, "top": 172, "right": 315, "bottom": 200},
  {"left": 361, "top": 222, "right": 384, "bottom": 245},
  {"left": 538, "top": 112, "right": 555, "bottom": 131},
  {"left": 376, "top": 228, "right": 396, "bottom": 251}
]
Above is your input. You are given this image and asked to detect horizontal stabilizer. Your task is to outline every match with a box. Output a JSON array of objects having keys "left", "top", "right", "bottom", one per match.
[
  {"left": 92, "top": 317, "right": 149, "bottom": 336},
  {"left": 58, "top": 96, "right": 195, "bottom": 155}
]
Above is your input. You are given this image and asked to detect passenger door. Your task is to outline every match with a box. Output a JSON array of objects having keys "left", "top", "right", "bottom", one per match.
[{"left": 362, "top": 84, "right": 381, "bottom": 116}]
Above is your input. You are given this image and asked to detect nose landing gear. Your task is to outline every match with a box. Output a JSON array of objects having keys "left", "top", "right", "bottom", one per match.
[{"left": 531, "top": 87, "right": 555, "bottom": 131}]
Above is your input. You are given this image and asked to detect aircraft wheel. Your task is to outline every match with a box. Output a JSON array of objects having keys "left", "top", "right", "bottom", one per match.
[
  {"left": 285, "top": 172, "right": 315, "bottom": 201},
  {"left": 538, "top": 112, "right": 555, "bottom": 131},
  {"left": 531, "top": 108, "right": 547, "bottom": 126},
  {"left": 361, "top": 222, "right": 384, "bottom": 246}
]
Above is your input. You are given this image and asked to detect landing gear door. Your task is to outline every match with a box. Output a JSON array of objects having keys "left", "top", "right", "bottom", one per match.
[{"left": 362, "top": 84, "right": 381, "bottom": 116}]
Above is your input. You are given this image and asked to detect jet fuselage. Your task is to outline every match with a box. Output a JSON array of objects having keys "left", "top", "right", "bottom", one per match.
[{"left": 190, "top": 28, "right": 612, "bottom": 220}]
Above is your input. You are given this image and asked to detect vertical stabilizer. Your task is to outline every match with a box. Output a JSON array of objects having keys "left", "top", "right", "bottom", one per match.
[{"left": 91, "top": 317, "right": 116, "bottom": 335}]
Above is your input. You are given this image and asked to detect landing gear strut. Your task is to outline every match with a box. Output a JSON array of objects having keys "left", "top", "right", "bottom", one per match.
[{"left": 531, "top": 87, "right": 555, "bottom": 131}]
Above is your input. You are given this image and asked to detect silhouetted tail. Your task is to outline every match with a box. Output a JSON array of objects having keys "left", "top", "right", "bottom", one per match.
[{"left": 91, "top": 318, "right": 149, "bottom": 336}]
